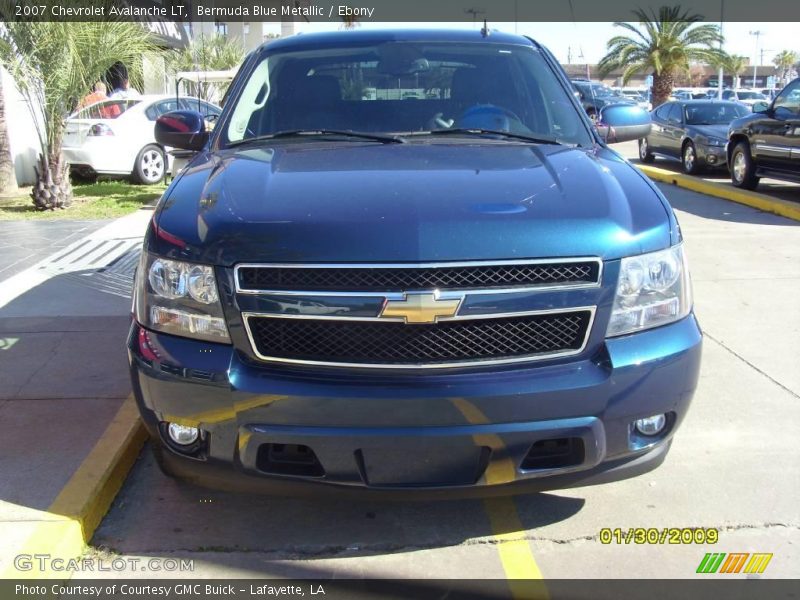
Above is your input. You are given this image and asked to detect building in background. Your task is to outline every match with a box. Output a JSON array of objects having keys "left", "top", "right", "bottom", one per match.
[{"left": 561, "top": 63, "right": 780, "bottom": 89}]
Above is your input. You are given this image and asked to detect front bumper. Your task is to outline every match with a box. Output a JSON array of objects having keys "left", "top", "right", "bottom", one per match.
[
  {"left": 696, "top": 143, "right": 728, "bottom": 169},
  {"left": 128, "top": 314, "right": 702, "bottom": 496}
]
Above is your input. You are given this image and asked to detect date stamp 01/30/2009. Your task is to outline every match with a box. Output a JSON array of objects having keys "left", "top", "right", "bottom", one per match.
[{"left": 599, "top": 527, "right": 719, "bottom": 545}]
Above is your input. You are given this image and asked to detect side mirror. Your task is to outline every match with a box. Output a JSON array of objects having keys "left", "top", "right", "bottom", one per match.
[
  {"left": 596, "top": 104, "right": 652, "bottom": 144},
  {"left": 155, "top": 110, "right": 209, "bottom": 151},
  {"left": 751, "top": 101, "right": 770, "bottom": 114}
]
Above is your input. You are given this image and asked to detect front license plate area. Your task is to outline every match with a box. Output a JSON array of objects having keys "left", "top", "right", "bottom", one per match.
[{"left": 357, "top": 440, "right": 490, "bottom": 487}]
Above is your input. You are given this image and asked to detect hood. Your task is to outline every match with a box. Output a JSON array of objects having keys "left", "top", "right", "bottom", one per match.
[
  {"left": 689, "top": 124, "right": 729, "bottom": 141},
  {"left": 152, "top": 141, "right": 673, "bottom": 265}
]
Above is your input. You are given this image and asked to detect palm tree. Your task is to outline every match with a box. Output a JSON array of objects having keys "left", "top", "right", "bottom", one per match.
[
  {"left": 599, "top": 5, "right": 723, "bottom": 108},
  {"left": 0, "top": 74, "right": 16, "bottom": 195},
  {"left": 772, "top": 50, "right": 798, "bottom": 86},
  {"left": 0, "top": 19, "right": 157, "bottom": 210},
  {"left": 713, "top": 53, "right": 748, "bottom": 89},
  {"left": 167, "top": 34, "right": 244, "bottom": 100},
  {"left": 339, "top": 11, "right": 361, "bottom": 29}
]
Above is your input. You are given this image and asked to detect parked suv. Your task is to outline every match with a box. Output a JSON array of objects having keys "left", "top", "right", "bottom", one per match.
[
  {"left": 129, "top": 30, "right": 701, "bottom": 496},
  {"left": 571, "top": 79, "right": 635, "bottom": 118},
  {"left": 727, "top": 78, "right": 800, "bottom": 189}
]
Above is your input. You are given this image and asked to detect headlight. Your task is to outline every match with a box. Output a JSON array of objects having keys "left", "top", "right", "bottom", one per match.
[
  {"left": 607, "top": 244, "right": 692, "bottom": 337},
  {"left": 697, "top": 138, "right": 725, "bottom": 148},
  {"left": 135, "top": 253, "right": 230, "bottom": 343}
]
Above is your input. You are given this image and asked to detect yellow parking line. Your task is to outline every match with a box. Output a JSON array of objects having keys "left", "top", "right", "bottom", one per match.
[
  {"left": 484, "top": 496, "right": 544, "bottom": 579},
  {"left": 637, "top": 164, "right": 800, "bottom": 222},
  {"left": 2, "top": 395, "right": 145, "bottom": 578},
  {"left": 451, "top": 398, "right": 547, "bottom": 596}
]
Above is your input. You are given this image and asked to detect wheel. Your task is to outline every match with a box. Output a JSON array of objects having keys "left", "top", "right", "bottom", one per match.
[
  {"left": 133, "top": 144, "right": 166, "bottom": 184},
  {"left": 730, "top": 141, "right": 759, "bottom": 190},
  {"left": 639, "top": 138, "right": 655, "bottom": 163},
  {"left": 681, "top": 141, "right": 702, "bottom": 175}
]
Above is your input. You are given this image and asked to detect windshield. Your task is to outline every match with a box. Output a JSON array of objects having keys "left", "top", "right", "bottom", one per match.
[
  {"left": 590, "top": 84, "right": 616, "bottom": 96},
  {"left": 223, "top": 42, "right": 592, "bottom": 146},
  {"left": 71, "top": 100, "right": 140, "bottom": 120},
  {"left": 684, "top": 103, "right": 749, "bottom": 125},
  {"left": 737, "top": 91, "right": 766, "bottom": 100}
]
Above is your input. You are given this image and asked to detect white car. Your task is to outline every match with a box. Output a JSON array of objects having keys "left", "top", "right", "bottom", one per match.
[
  {"left": 63, "top": 95, "right": 221, "bottom": 184},
  {"left": 720, "top": 89, "right": 770, "bottom": 111}
]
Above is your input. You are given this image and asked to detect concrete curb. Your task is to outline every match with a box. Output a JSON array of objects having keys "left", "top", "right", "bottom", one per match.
[
  {"left": 3, "top": 396, "right": 145, "bottom": 579},
  {"left": 637, "top": 165, "right": 800, "bottom": 222}
]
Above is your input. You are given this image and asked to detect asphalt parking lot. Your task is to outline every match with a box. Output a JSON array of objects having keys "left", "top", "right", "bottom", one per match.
[{"left": 75, "top": 182, "right": 800, "bottom": 581}]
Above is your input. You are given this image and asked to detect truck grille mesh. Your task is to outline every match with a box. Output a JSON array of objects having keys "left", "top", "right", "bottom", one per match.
[
  {"left": 237, "top": 261, "right": 599, "bottom": 292},
  {"left": 246, "top": 310, "right": 592, "bottom": 367}
]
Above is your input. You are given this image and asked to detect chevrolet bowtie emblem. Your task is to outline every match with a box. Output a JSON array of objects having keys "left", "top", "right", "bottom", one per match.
[{"left": 380, "top": 293, "right": 461, "bottom": 324}]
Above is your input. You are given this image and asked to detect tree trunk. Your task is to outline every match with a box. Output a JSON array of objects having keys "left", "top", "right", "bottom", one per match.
[
  {"left": 651, "top": 71, "right": 675, "bottom": 109},
  {"left": 0, "top": 75, "right": 17, "bottom": 195},
  {"left": 30, "top": 146, "right": 72, "bottom": 210}
]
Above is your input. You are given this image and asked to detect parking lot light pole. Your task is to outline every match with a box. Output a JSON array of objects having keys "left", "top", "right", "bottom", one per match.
[
  {"left": 749, "top": 30, "right": 763, "bottom": 88},
  {"left": 717, "top": 0, "right": 724, "bottom": 100}
]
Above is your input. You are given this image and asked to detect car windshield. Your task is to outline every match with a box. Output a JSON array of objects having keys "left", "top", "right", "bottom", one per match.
[
  {"left": 684, "top": 103, "right": 749, "bottom": 124},
  {"left": 71, "top": 100, "right": 141, "bottom": 120},
  {"left": 582, "top": 83, "right": 615, "bottom": 96},
  {"left": 737, "top": 91, "right": 766, "bottom": 100},
  {"left": 223, "top": 41, "right": 592, "bottom": 147}
]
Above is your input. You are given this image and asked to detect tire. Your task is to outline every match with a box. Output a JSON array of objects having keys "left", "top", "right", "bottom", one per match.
[
  {"left": 730, "top": 141, "right": 759, "bottom": 190},
  {"left": 133, "top": 144, "right": 166, "bottom": 184},
  {"left": 681, "top": 141, "right": 703, "bottom": 175},
  {"left": 639, "top": 138, "right": 655, "bottom": 163}
]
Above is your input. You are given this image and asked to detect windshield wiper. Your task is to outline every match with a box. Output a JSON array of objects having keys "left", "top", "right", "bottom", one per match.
[
  {"left": 228, "top": 129, "right": 405, "bottom": 146},
  {"left": 426, "top": 128, "right": 564, "bottom": 145}
]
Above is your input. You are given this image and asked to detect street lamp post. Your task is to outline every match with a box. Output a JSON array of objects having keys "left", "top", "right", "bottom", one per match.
[
  {"left": 717, "top": 0, "right": 724, "bottom": 100},
  {"left": 749, "top": 30, "right": 763, "bottom": 88}
]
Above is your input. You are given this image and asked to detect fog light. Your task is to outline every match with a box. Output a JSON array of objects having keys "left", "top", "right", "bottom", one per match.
[
  {"left": 707, "top": 155, "right": 717, "bottom": 164},
  {"left": 634, "top": 414, "right": 667, "bottom": 436},
  {"left": 167, "top": 423, "right": 199, "bottom": 445}
]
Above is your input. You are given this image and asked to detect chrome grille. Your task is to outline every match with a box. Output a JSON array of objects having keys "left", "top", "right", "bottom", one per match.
[{"left": 244, "top": 310, "right": 593, "bottom": 368}]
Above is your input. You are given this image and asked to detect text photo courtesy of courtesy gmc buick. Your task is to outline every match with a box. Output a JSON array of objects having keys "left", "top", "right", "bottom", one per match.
[{"left": 128, "top": 29, "right": 702, "bottom": 496}]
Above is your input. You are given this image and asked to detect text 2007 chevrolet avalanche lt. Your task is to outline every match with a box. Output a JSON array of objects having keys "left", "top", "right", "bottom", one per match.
[{"left": 128, "top": 30, "right": 702, "bottom": 496}]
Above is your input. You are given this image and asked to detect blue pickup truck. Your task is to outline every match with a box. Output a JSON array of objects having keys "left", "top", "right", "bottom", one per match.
[{"left": 128, "top": 29, "right": 702, "bottom": 496}]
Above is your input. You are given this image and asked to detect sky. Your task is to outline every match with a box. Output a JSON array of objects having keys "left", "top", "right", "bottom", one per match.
[{"left": 261, "top": 21, "right": 799, "bottom": 66}]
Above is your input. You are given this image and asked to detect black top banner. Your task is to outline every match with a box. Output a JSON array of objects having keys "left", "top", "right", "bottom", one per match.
[{"left": 2, "top": 0, "right": 799, "bottom": 23}]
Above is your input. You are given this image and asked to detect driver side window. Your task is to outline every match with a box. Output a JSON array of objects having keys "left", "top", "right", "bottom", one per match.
[
  {"left": 666, "top": 103, "right": 682, "bottom": 124},
  {"left": 773, "top": 81, "right": 800, "bottom": 118}
]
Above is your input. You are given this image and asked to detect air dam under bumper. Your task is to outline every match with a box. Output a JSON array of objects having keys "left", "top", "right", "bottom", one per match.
[{"left": 128, "top": 314, "right": 702, "bottom": 497}]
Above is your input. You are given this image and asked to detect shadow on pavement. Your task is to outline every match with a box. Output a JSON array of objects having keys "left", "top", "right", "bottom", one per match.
[
  {"left": 0, "top": 270, "right": 132, "bottom": 515},
  {"left": 91, "top": 445, "right": 585, "bottom": 564},
  {"left": 654, "top": 182, "right": 799, "bottom": 227}
]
